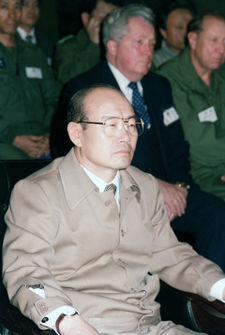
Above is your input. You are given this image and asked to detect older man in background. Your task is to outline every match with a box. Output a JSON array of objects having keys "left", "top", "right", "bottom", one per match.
[{"left": 158, "top": 11, "right": 225, "bottom": 201}]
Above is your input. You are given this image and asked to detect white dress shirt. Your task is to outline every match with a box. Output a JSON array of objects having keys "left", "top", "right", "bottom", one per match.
[{"left": 17, "top": 27, "right": 37, "bottom": 44}]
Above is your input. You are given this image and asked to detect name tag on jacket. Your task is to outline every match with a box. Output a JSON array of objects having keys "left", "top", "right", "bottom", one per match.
[
  {"left": 25, "top": 67, "right": 43, "bottom": 79},
  {"left": 163, "top": 107, "right": 179, "bottom": 126},
  {"left": 198, "top": 107, "right": 217, "bottom": 123}
]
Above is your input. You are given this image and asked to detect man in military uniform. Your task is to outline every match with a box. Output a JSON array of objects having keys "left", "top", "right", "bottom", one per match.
[
  {"left": 0, "top": 0, "right": 60, "bottom": 159},
  {"left": 158, "top": 12, "right": 225, "bottom": 200},
  {"left": 53, "top": 0, "right": 121, "bottom": 85}
]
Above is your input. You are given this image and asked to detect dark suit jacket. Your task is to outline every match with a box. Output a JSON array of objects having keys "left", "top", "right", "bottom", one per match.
[{"left": 54, "top": 61, "right": 190, "bottom": 185}]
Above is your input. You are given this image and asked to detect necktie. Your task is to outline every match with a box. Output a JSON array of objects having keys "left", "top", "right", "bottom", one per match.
[
  {"left": 26, "top": 35, "right": 33, "bottom": 43},
  {"left": 104, "top": 183, "right": 117, "bottom": 195},
  {"left": 128, "top": 82, "right": 151, "bottom": 129}
]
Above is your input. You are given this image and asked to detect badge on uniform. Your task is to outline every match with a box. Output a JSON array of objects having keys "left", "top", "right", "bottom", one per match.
[
  {"left": 25, "top": 67, "right": 43, "bottom": 79},
  {"left": 0, "top": 58, "right": 6, "bottom": 69},
  {"left": 198, "top": 106, "right": 217, "bottom": 123},
  {"left": 163, "top": 107, "right": 179, "bottom": 126}
]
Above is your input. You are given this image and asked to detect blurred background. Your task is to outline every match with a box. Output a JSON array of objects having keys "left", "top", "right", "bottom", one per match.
[{"left": 37, "top": 0, "right": 225, "bottom": 40}]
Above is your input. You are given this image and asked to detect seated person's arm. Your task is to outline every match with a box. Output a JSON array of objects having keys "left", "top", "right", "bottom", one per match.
[{"left": 156, "top": 179, "right": 188, "bottom": 220}]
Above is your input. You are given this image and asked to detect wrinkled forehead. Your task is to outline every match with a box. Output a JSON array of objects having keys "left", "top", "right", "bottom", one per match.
[
  {"left": 84, "top": 88, "right": 134, "bottom": 120},
  {"left": 200, "top": 15, "right": 225, "bottom": 33}
]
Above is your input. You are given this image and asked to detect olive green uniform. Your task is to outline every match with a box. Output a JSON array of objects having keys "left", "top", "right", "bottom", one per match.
[
  {"left": 158, "top": 47, "right": 225, "bottom": 200},
  {"left": 0, "top": 36, "right": 60, "bottom": 159},
  {"left": 53, "top": 28, "right": 100, "bottom": 85}
]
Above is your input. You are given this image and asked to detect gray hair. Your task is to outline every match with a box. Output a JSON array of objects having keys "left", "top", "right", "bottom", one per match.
[{"left": 102, "top": 4, "right": 155, "bottom": 48}]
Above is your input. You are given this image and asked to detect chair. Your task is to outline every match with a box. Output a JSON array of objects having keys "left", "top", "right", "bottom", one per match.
[{"left": 0, "top": 160, "right": 225, "bottom": 334}]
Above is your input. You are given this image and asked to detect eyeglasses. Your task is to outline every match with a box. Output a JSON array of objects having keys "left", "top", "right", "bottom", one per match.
[{"left": 78, "top": 116, "right": 145, "bottom": 137}]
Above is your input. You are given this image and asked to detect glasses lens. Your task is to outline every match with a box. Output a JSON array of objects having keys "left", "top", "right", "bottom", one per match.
[{"left": 104, "top": 117, "right": 144, "bottom": 136}]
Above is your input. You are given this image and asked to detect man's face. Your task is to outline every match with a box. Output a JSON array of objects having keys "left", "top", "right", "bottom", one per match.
[
  {"left": 20, "top": 0, "right": 40, "bottom": 29},
  {"left": 161, "top": 8, "right": 193, "bottom": 54},
  {"left": 0, "top": 0, "right": 22, "bottom": 36},
  {"left": 70, "top": 88, "right": 138, "bottom": 182},
  {"left": 110, "top": 17, "right": 156, "bottom": 82},
  {"left": 189, "top": 16, "right": 225, "bottom": 73}
]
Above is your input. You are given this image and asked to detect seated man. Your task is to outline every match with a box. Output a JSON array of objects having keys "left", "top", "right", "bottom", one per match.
[
  {"left": 159, "top": 12, "right": 225, "bottom": 200},
  {"left": 54, "top": 4, "right": 225, "bottom": 272},
  {"left": 158, "top": 11, "right": 225, "bottom": 201},
  {"left": 17, "top": 0, "right": 56, "bottom": 65},
  {"left": 153, "top": 0, "right": 195, "bottom": 68},
  {"left": 0, "top": 0, "right": 60, "bottom": 160},
  {"left": 3, "top": 84, "right": 225, "bottom": 335},
  {"left": 53, "top": 0, "right": 121, "bottom": 85}
]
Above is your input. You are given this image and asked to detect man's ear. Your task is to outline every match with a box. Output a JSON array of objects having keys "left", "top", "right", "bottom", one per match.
[
  {"left": 81, "top": 12, "right": 90, "bottom": 27},
  {"left": 67, "top": 122, "right": 82, "bottom": 147},
  {"left": 159, "top": 28, "right": 167, "bottom": 41},
  {"left": 107, "top": 40, "right": 117, "bottom": 56},
  {"left": 187, "top": 32, "right": 197, "bottom": 50}
]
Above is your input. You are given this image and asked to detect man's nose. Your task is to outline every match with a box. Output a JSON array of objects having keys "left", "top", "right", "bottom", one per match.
[
  {"left": 216, "top": 40, "right": 225, "bottom": 54},
  {"left": 118, "top": 124, "right": 131, "bottom": 141},
  {"left": 8, "top": 7, "right": 17, "bottom": 18}
]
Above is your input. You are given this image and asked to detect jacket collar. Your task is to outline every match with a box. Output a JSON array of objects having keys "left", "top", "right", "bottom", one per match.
[{"left": 59, "top": 148, "right": 141, "bottom": 209}]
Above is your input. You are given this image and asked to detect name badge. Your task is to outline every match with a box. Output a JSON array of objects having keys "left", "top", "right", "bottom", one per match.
[
  {"left": 25, "top": 67, "right": 43, "bottom": 79},
  {"left": 163, "top": 107, "right": 179, "bottom": 126},
  {"left": 198, "top": 107, "right": 217, "bottom": 123}
]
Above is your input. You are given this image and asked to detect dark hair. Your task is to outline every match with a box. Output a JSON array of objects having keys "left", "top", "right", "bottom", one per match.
[
  {"left": 188, "top": 10, "right": 225, "bottom": 34},
  {"left": 67, "top": 84, "right": 120, "bottom": 124},
  {"left": 157, "top": 0, "right": 196, "bottom": 30},
  {"left": 80, "top": 0, "right": 122, "bottom": 15}
]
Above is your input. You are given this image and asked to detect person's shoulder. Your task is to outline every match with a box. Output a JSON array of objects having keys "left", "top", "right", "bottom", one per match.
[
  {"left": 158, "top": 48, "right": 188, "bottom": 78},
  {"left": 25, "top": 157, "right": 62, "bottom": 184},
  {"left": 65, "top": 61, "right": 107, "bottom": 88},
  {"left": 127, "top": 165, "right": 158, "bottom": 187},
  {"left": 57, "top": 34, "right": 75, "bottom": 46}
]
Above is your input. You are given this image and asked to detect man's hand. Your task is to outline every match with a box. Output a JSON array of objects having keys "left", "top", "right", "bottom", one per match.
[
  {"left": 84, "top": 16, "right": 101, "bottom": 44},
  {"left": 157, "top": 179, "right": 188, "bottom": 220},
  {"left": 13, "top": 134, "right": 50, "bottom": 158},
  {"left": 221, "top": 175, "right": 225, "bottom": 182},
  {"left": 58, "top": 314, "right": 99, "bottom": 335}
]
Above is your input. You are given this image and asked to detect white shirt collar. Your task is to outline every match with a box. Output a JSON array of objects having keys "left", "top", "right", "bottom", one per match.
[
  {"left": 81, "top": 165, "right": 120, "bottom": 203},
  {"left": 17, "top": 27, "right": 36, "bottom": 44},
  {"left": 108, "top": 61, "right": 143, "bottom": 103}
]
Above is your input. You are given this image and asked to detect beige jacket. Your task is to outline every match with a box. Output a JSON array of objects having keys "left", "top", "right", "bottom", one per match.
[{"left": 3, "top": 149, "right": 224, "bottom": 333}]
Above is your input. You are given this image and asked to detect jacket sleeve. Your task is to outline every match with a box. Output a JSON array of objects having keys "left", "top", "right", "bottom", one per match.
[
  {"left": 2, "top": 179, "right": 74, "bottom": 328},
  {"left": 139, "top": 173, "right": 225, "bottom": 298}
]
